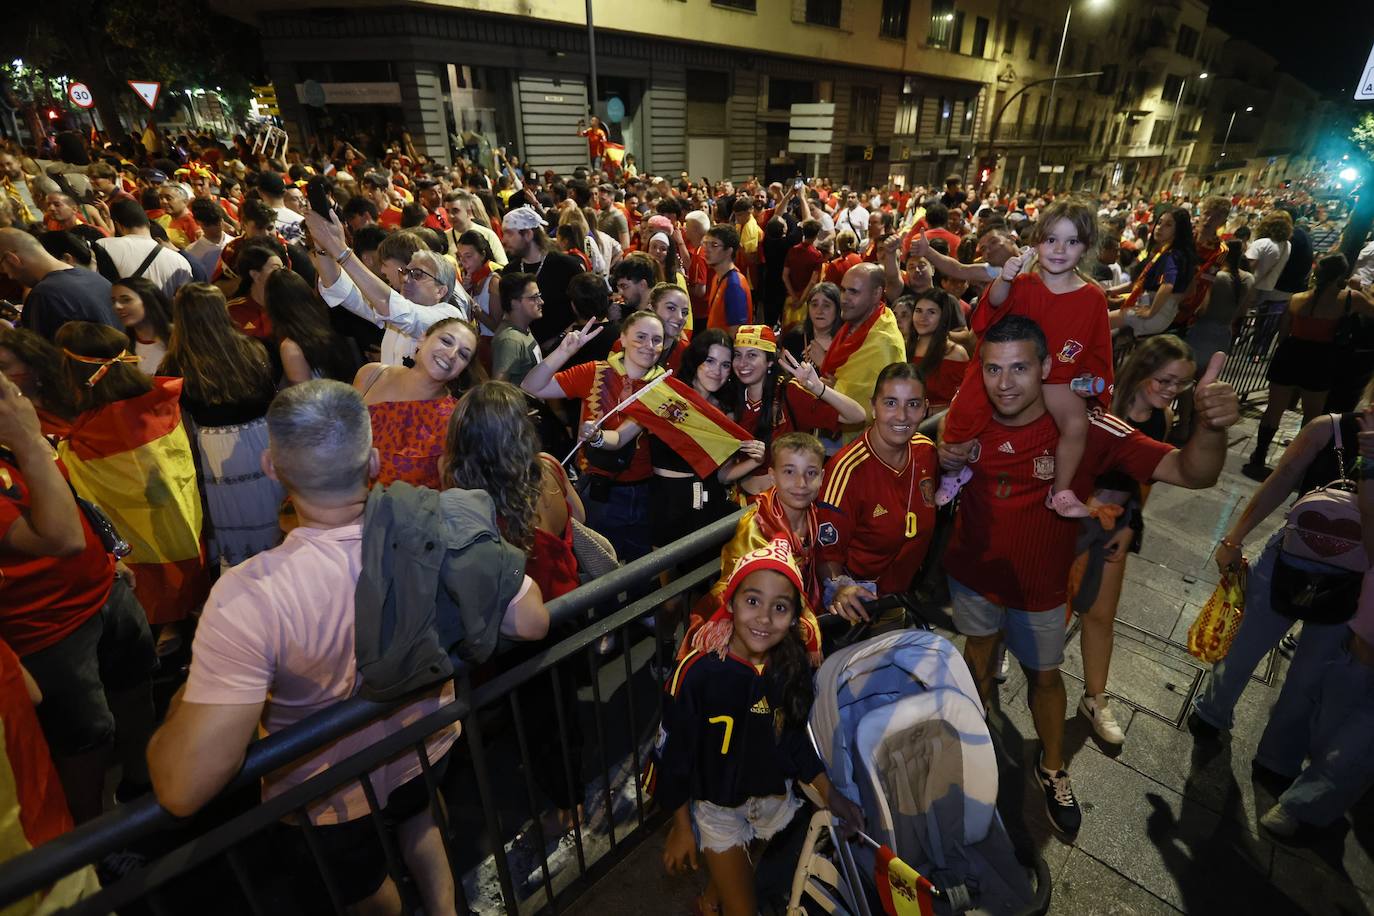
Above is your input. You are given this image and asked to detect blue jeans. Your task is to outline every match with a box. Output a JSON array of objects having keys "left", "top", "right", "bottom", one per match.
[
  {"left": 1277, "top": 645, "right": 1374, "bottom": 827},
  {"left": 583, "top": 480, "right": 652, "bottom": 565},
  {"left": 1193, "top": 533, "right": 1348, "bottom": 730}
]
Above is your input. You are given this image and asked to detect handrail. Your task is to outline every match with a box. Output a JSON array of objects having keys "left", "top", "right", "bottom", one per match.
[{"left": 0, "top": 508, "right": 744, "bottom": 905}]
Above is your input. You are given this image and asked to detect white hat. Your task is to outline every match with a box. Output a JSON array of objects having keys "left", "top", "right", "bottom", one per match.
[{"left": 503, "top": 205, "right": 548, "bottom": 231}]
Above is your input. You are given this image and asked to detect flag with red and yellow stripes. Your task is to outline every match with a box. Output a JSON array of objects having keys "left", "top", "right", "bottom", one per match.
[
  {"left": 620, "top": 375, "right": 751, "bottom": 478},
  {"left": 57, "top": 378, "right": 208, "bottom": 624},
  {"left": 875, "top": 844, "right": 936, "bottom": 916}
]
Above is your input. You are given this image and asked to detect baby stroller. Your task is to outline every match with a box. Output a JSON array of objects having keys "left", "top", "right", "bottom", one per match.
[{"left": 786, "top": 630, "right": 1050, "bottom": 915}]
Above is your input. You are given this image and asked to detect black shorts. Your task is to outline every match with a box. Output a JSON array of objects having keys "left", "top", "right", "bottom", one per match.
[
  {"left": 23, "top": 579, "right": 156, "bottom": 756},
  {"left": 1267, "top": 337, "right": 1337, "bottom": 391},
  {"left": 284, "top": 750, "right": 451, "bottom": 905}
]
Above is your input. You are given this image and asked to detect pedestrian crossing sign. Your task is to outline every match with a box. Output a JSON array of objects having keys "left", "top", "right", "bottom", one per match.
[{"left": 1358, "top": 41, "right": 1374, "bottom": 100}]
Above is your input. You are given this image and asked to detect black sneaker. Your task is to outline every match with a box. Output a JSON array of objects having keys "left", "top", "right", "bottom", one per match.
[
  {"left": 1037, "top": 755, "right": 1082, "bottom": 837},
  {"left": 1186, "top": 710, "right": 1222, "bottom": 741},
  {"left": 1241, "top": 462, "right": 1273, "bottom": 482}
]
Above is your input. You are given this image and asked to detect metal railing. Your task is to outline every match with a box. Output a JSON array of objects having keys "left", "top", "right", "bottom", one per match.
[
  {"left": 1112, "top": 311, "right": 1279, "bottom": 404},
  {"left": 0, "top": 510, "right": 745, "bottom": 915}
]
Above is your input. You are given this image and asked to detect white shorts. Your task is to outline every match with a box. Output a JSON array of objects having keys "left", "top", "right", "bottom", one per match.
[{"left": 690, "top": 782, "right": 802, "bottom": 854}]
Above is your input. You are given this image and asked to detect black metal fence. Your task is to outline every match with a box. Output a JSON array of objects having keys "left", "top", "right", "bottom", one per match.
[
  {"left": 1112, "top": 312, "right": 1279, "bottom": 404},
  {"left": 0, "top": 510, "right": 744, "bottom": 916}
]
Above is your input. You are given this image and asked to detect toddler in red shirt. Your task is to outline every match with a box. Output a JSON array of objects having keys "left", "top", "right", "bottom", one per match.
[{"left": 936, "top": 199, "right": 1113, "bottom": 517}]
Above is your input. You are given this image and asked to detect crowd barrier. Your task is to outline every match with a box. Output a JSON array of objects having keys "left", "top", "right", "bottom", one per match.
[
  {"left": 0, "top": 510, "right": 745, "bottom": 915},
  {"left": 1111, "top": 312, "right": 1279, "bottom": 404}
]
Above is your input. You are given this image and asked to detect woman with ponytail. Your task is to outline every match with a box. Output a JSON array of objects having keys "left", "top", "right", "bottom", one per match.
[{"left": 1245, "top": 254, "right": 1374, "bottom": 479}]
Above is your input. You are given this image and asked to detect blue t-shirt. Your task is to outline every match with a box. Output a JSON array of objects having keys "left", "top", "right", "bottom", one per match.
[{"left": 20, "top": 268, "right": 119, "bottom": 341}]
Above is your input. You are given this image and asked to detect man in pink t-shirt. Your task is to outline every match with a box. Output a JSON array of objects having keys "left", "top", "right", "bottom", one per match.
[{"left": 148, "top": 380, "right": 548, "bottom": 914}]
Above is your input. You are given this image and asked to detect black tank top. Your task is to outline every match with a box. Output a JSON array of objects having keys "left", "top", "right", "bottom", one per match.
[{"left": 1095, "top": 408, "right": 1166, "bottom": 493}]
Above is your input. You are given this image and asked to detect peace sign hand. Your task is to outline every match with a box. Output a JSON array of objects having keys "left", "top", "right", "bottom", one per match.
[
  {"left": 779, "top": 350, "right": 821, "bottom": 395},
  {"left": 559, "top": 318, "right": 604, "bottom": 357}
]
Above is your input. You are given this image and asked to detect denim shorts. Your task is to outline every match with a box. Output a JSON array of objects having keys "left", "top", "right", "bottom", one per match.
[
  {"left": 949, "top": 577, "right": 1066, "bottom": 671},
  {"left": 691, "top": 782, "right": 802, "bottom": 854},
  {"left": 23, "top": 579, "right": 156, "bottom": 755}
]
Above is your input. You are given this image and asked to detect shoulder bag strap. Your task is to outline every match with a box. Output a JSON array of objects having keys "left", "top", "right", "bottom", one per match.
[
  {"left": 1330, "top": 412, "right": 1349, "bottom": 481},
  {"left": 131, "top": 242, "right": 162, "bottom": 280}
]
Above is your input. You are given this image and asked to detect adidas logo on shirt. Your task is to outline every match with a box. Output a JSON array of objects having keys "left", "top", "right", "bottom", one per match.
[
  {"left": 998, "top": 441, "right": 1015, "bottom": 454},
  {"left": 872, "top": 504, "right": 888, "bottom": 518},
  {"left": 750, "top": 697, "right": 771, "bottom": 715}
]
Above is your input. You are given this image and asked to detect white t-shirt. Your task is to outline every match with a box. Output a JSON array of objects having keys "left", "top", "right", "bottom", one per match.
[
  {"left": 94, "top": 235, "right": 193, "bottom": 301},
  {"left": 835, "top": 205, "right": 871, "bottom": 242},
  {"left": 1245, "top": 238, "right": 1292, "bottom": 295},
  {"left": 184, "top": 233, "right": 234, "bottom": 279},
  {"left": 133, "top": 336, "right": 167, "bottom": 377}
]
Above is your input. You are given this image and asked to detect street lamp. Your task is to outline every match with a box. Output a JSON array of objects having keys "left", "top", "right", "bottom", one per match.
[
  {"left": 1218, "top": 105, "right": 1253, "bottom": 166},
  {"left": 1037, "top": 0, "right": 1109, "bottom": 186},
  {"left": 1167, "top": 71, "right": 1206, "bottom": 152}
]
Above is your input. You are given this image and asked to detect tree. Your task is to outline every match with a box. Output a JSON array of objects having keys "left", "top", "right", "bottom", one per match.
[
  {"left": 1345, "top": 112, "right": 1374, "bottom": 268},
  {"left": 1353, "top": 111, "right": 1374, "bottom": 163},
  {"left": 1, "top": 0, "right": 261, "bottom": 142}
]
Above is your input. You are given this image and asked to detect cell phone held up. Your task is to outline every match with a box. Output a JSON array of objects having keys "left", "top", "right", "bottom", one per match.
[{"left": 306, "top": 175, "right": 338, "bottom": 219}]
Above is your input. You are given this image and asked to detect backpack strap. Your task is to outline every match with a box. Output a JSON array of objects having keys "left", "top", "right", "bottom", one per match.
[{"left": 1330, "top": 413, "right": 1349, "bottom": 482}]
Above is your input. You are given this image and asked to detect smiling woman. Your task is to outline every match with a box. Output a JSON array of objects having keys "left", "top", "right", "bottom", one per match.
[{"left": 352, "top": 316, "right": 481, "bottom": 489}]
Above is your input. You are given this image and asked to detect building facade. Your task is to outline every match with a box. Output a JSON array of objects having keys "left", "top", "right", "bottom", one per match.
[{"left": 218, "top": 0, "right": 1329, "bottom": 196}]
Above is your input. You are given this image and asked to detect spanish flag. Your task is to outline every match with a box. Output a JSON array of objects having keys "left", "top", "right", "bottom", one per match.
[
  {"left": 820, "top": 305, "right": 907, "bottom": 423},
  {"left": 603, "top": 142, "right": 626, "bottom": 165},
  {"left": 875, "top": 844, "right": 936, "bottom": 916},
  {"left": 57, "top": 378, "right": 208, "bottom": 625},
  {"left": 619, "top": 375, "right": 751, "bottom": 478}
]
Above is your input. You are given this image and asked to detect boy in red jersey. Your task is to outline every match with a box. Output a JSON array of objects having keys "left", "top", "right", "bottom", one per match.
[
  {"left": 936, "top": 199, "right": 1113, "bottom": 518},
  {"left": 941, "top": 315, "right": 1236, "bottom": 837}
]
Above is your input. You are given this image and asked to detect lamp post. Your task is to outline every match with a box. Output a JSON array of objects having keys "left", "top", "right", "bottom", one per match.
[
  {"left": 1217, "top": 104, "right": 1254, "bottom": 168},
  {"left": 1037, "top": 0, "right": 1108, "bottom": 188},
  {"left": 1165, "top": 71, "right": 1206, "bottom": 191}
]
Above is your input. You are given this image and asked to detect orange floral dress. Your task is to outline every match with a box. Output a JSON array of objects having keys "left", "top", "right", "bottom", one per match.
[{"left": 368, "top": 397, "right": 457, "bottom": 489}]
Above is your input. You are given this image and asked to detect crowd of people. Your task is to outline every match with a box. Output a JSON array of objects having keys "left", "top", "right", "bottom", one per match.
[{"left": 0, "top": 121, "right": 1372, "bottom": 916}]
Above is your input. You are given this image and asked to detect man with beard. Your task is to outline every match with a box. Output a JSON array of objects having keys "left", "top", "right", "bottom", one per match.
[{"left": 500, "top": 206, "right": 583, "bottom": 348}]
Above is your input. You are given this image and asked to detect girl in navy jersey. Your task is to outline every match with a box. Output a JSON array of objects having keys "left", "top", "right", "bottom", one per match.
[{"left": 646, "top": 540, "right": 863, "bottom": 916}]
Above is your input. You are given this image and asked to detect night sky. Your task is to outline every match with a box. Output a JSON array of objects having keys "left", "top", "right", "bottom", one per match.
[{"left": 1208, "top": 5, "right": 1374, "bottom": 98}]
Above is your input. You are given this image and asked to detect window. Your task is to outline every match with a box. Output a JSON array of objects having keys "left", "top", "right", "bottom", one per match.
[
  {"left": 851, "top": 86, "right": 880, "bottom": 136},
  {"left": 1097, "top": 64, "right": 1117, "bottom": 95},
  {"left": 1030, "top": 95, "right": 1043, "bottom": 131},
  {"left": 1149, "top": 120, "right": 1169, "bottom": 146},
  {"left": 1063, "top": 38, "right": 1075, "bottom": 69},
  {"left": 961, "top": 99, "right": 975, "bottom": 134},
  {"left": 1029, "top": 24, "right": 1043, "bottom": 61},
  {"left": 767, "top": 78, "right": 815, "bottom": 111},
  {"left": 951, "top": 11, "right": 966, "bottom": 53},
  {"left": 880, "top": 0, "right": 910, "bottom": 39},
  {"left": 972, "top": 17, "right": 990, "bottom": 57},
  {"left": 1162, "top": 74, "right": 1183, "bottom": 103},
  {"left": 938, "top": 97, "right": 953, "bottom": 136},
  {"left": 1176, "top": 25, "right": 1199, "bottom": 58},
  {"left": 805, "top": 0, "right": 841, "bottom": 28},
  {"left": 711, "top": 0, "right": 755, "bottom": 9},
  {"left": 895, "top": 95, "right": 920, "bottom": 135},
  {"left": 1003, "top": 18, "right": 1018, "bottom": 55},
  {"left": 928, "top": 0, "right": 955, "bottom": 49}
]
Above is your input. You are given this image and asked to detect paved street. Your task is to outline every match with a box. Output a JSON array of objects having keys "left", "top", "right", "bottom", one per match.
[{"left": 567, "top": 402, "right": 1374, "bottom": 915}]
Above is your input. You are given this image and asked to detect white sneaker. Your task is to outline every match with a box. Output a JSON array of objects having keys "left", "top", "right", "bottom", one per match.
[
  {"left": 995, "top": 649, "right": 1010, "bottom": 683},
  {"left": 1260, "top": 804, "right": 1299, "bottom": 839},
  {"left": 1079, "top": 694, "right": 1125, "bottom": 745}
]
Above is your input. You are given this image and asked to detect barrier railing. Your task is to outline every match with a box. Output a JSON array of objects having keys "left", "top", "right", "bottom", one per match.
[
  {"left": 0, "top": 509, "right": 745, "bottom": 915},
  {"left": 1219, "top": 310, "right": 1283, "bottom": 403}
]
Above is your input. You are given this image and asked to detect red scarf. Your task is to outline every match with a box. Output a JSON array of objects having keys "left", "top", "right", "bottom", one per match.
[
  {"left": 463, "top": 261, "right": 494, "bottom": 298},
  {"left": 822, "top": 304, "right": 888, "bottom": 377},
  {"left": 753, "top": 489, "right": 822, "bottom": 613},
  {"left": 1124, "top": 245, "right": 1171, "bottom": 311}
]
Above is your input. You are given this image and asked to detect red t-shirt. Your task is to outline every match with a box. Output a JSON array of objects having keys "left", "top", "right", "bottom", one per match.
[
  {"left": 378, "top": 206, "right": 404, "bottom": 229},
  {"left": 687, "top": 245, "right": 711, "bottom": 322},
  {"left": 818, "top": 431, "right": 939, "bottom": 595},
  {"left": 784, "top": 243, "right": 824, "bottom": 295},
  {"left": 581, "top": 127, "right": 608, "bottom": 159},
  {"left": 973, "top": 274, "right": 1113, "bottom": 390},
  {"left": 924, "top": 227, "right": 963, "bottom": 254},
  {"left": 943, "top": 412, "right": 1173, "bottom": 611},
  {"left": 0, "top": 453, "right": 114, "bottom": 656},
  {"left": 227, "top": 296, "right": 273, "bottom": 340},
  {"left": 823, "top": 252, "right": 863, "bottom": 286},
  {"left": 555, "top": 361, "right": 655, "bottom": 482},
  {"left": 738, "top": 380, "right": 841, "bottom": 480}
]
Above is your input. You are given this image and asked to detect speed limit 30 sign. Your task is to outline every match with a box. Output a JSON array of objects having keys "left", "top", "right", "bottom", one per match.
[{"left": 68, "top": 83, "right": 95, "bottom": 109}]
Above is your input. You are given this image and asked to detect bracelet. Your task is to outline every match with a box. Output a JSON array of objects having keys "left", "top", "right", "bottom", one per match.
[
  {"left": 335, "top": 248, "right": 353, "bottom": 266},
  {"left": 589, "top": 429, "right": 605, "bottom": 448},
  {"left": 812, "top": 379, "right": 825, "bottom": 399}
]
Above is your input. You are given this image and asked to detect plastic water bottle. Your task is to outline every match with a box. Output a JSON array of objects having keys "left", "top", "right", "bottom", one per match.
[{"left": 1071, "top": 374, "right": 1106, "bottom": 398}]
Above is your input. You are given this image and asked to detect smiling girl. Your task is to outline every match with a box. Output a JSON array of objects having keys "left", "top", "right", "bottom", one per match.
[
  {"left": 648, "top": 540, "right": 863, "bottom": 916},
  {"left": 936, "top": 198, "right": 1113, "bottom": 518},
  {"left": 354, "top": 317, "right": 479, "bottom": 488}
]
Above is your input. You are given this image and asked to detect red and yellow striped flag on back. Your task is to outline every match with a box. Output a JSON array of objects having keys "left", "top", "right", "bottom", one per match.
[
  {"left": 58, "top": 378, "right": 207, "bottom": 624},
  {"left": 875, "top": 844, "right": 936, "bottom": 916}
]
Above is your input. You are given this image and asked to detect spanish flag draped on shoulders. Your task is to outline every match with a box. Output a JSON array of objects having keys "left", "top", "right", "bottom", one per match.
[
  {"left": 679, "top": 489, "right": 823, "bottom": 665},
  {"left": 820, "top": 305, "right": 907, "bottom": 425},
  {"left": 57, "top": 377, "right": 208, "bottom": 625}
]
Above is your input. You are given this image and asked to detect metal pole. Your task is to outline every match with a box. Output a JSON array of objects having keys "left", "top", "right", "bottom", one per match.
[
  {"left": 1165, "top": 78, "right": 1186, "bottom": 195},
  {"left": 1218, "top": 109, "right": 1237, "bottom": 169},
  {"left": 586, "top": 0, "right": 598, "bottom": 121},
  {"left": 1036, "top": 2, "right": 1072, "bottom": 187}
]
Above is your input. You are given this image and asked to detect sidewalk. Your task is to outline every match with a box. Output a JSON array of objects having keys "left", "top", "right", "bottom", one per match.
[{"left": 567, "top": 401, "right": 1374, "bottom": 915}]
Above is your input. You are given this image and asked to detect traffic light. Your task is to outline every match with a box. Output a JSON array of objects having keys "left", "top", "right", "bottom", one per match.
[
  {"left": 976, "top": 156, "right": 996, "bottom": 187},
  {"left": 252, "top": 84, "right": 280, "bottom": 117},
  {"left": 45, "top": 107, "right": 60, "bottom": 121}
]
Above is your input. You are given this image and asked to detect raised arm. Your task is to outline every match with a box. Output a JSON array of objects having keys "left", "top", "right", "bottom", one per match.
[
  {"left": 1151, "top": 354, "right": 1237, "bottom": 492},
  {"left": 521, "top": 319, "right": 603, "bottom": 400},
  {"left": 304, "top": 208, "right": 397, "bottom": 316}
]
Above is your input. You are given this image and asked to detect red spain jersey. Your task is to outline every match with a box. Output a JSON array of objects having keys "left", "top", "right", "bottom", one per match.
[
  {"left": 818, "top": 430, "right": 939, "bottom": 595},
  {"left": 943, "top": 411, "right": 1173, "bottom": 611}
]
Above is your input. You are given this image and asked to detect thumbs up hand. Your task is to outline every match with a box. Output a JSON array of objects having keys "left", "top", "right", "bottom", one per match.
[{"left": 1193, "top": 352, "right": 1238, "bottom": 431}]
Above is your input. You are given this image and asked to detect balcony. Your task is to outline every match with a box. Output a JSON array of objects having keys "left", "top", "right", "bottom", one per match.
[{"left": 1120, "top": 142, "right": 1166, "bottom": 158}]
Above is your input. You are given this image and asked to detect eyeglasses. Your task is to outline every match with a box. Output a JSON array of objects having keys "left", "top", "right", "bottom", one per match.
[
  {"left": 520, "top": 291, "right": 545, "bottom": 302},
  {"left": 399, "top": 266, "right": 439, "bottom": 283},
  {"left": 1152, "top": 376, "right": 1193, "bottom": 393}
]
